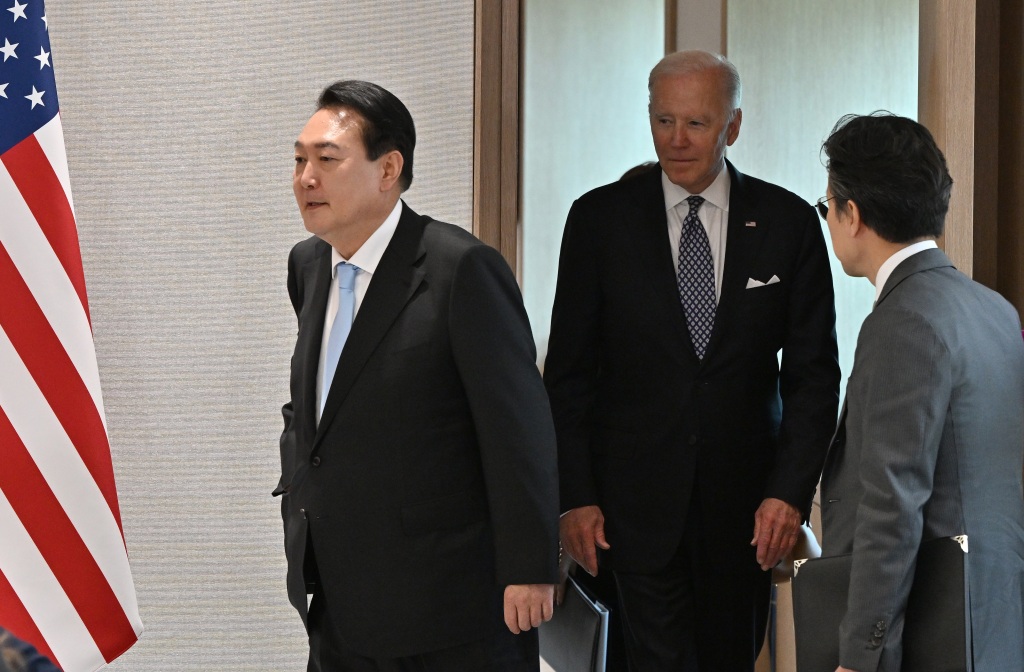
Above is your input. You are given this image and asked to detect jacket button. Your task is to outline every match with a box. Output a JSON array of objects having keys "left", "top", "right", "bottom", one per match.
[
  {"left": 300, "top": 508, "right": 307, "bottom": 519},
  {"left": 311, "top": 456, "right": 321, "bottom": 467},
  {"left": 688, "top": 435, "right": 698, "bottom": 445}
]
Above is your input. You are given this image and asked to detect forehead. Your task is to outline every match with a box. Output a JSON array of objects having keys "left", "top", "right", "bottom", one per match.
[
  {"left": 295, "top": 107, "right": 366, "bottom": 149},
  {"left": 650, "top": 70, "right": 727, "bottom": 115}
]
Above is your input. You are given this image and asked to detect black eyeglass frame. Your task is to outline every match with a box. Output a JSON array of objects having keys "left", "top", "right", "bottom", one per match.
[{"left": 816, "top": 195, "right": 837, "bottom": 221}]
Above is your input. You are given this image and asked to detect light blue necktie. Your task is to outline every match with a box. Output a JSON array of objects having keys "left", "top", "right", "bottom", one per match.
[
  {"left": 677, "top": 195, "right": 716, "bottom": 359},
  {"left": 320, "top": 262, "right": 358, "bottom": 418}
]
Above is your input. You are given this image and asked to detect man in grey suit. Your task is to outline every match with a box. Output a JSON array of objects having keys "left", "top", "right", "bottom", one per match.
[{"left": 818, "top": 112, "right": 1024, "bottom": 672}]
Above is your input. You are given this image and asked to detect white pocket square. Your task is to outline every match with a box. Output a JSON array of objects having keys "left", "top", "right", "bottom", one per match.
[{"left": 746, "top": 275, "right": 781, "bottom": 289}]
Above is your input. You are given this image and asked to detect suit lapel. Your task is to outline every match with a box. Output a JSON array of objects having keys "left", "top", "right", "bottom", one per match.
[
  {"left": 314, "top": 204, "right": 427, "bottom": 449},
  {"left": 297, "top": 241, "right": 333, "bottom": 443},
  {"left": 631, "top": 167, "right": 699, "bottom": 364},
  {"left": 704, "top": 161, "right": 768, "bottom": 359}
]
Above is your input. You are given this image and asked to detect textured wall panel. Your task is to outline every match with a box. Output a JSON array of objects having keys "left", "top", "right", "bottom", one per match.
[{"left": 44, "top": 2, "right": 474, "bottom": 669}]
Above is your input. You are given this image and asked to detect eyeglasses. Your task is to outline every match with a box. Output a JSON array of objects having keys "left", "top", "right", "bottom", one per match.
[{"left": 816, "top": 196, "right": 837, "bottom": 220}]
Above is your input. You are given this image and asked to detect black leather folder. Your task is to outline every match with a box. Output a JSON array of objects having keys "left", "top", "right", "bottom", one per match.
[
  {"left": 791, "top": 535, "right": 969, "bottom": 672},
  {"left": 539, "top": 575, "right": 609, "bottom": 672}
]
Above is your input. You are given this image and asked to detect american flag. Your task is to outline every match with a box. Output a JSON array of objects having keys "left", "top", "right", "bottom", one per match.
[{"left": 0, "top": 1, "right": 142, "bottom": 670}]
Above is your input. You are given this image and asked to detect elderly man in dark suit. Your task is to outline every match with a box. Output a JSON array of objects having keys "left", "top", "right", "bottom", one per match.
[
  {"left": 818, "top": 113, "right": 1024, "bottom": 672},
  {"left": 543, "top": 50, "right": 840, "bottom": 671},
  {"left": 275, "top": 80, "right": 559, "bottom": 672}
]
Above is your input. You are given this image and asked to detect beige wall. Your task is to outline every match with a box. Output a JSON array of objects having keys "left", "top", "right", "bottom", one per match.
[{"left": 47, "top": 2, "right": 474, "bottom": 669}]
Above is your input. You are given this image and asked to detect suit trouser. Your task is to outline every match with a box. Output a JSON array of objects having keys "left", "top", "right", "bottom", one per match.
[
  {"left": 306, "top": 588, "right": 539, "bottom": 672},
  {"left": 612, "top": 491, "right": 770, "bottom": 672}
]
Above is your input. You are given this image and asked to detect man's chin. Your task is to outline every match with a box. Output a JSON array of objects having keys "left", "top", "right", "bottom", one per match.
[{"left": 301, "top": 217, "right": 329, "bottom": 237}]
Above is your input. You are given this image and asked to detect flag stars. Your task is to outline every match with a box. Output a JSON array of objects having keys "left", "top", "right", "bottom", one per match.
[
  {"left": 41, "top": 13, "right": 47, "bottom": 29},
  {"left": 7, "top": 0, "right": 27, "bottom": 22},
  {"left": 0, "top": 82, "right": 8, "bottom": 98},
  {"left": 25, "top": 85, "right": 43, "bottom": 109},
  {"left": 34, "top": 46, "right": 49, "bottom": 69},
  {"left": 0, "top": 38, "right": 17, "bottom": 61}
]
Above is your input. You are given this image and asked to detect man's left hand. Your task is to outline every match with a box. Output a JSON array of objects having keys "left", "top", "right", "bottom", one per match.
[
  {"left": 503, "top": 584, "right": 555, "bottom": 634},
  {"left": 837, "top": 667, "right": 859, "bottom": 672},
  {"left": 751, "top": 497, "right": 801, "bottom": 570}
]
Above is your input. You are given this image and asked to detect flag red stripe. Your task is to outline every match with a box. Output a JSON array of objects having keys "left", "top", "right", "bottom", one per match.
[
  {"left": 0, "top": 408, "right": 134, "bottom": 663},
  {"left": 0, "top": 570, "right": 59, "bottom": 667},
  {"left": 0, "top": 242, "right": 121, "bottom": 530},
  {"left": 1, "top": 134, "right": 90, "bottom": 324}
]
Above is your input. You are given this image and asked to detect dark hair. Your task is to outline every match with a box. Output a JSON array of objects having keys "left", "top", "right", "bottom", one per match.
[
  {"left": 822, "top": 112, "right": 952, "bottom": 242},
  {"left": 619, "top": 161, "right": 658, "bottom": 181},
  {"left": 317, "top": 80, "right": 416, "bottom": 191}
]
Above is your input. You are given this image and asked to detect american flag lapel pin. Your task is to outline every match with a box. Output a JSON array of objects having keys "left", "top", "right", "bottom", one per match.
[{"left": 745, "top": 221, "right": 757, "bottom": 227}]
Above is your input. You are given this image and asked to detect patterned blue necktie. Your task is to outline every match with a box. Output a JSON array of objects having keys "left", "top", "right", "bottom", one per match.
[
  {"left": 320, "top": 262, "right": 358, "bottom": 418},
  {"left": 677, "top": 195, "right": 715, "bottom": 359}
]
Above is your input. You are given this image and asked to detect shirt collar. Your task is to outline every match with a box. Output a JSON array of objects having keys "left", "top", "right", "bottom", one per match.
[
  {"left": 661, "top": 164, "right": 731, "bottom": 213},
  {"left": 331, "top": 199, "right": 403, "bottom": 277},
  {"left": 874, "top": 239, "right": 938, "bottom": 302}
]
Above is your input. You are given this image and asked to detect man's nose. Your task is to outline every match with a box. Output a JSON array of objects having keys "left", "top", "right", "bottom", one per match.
[
  {"left": 299, "top": 163, "right": 318, "bottom": 187},
  {"left": 671, "top": 126, "right": 690, "bottom": 148}
]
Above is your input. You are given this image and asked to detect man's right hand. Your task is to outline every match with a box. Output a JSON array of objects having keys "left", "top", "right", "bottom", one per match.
[{"left": 559, "top": 505, "right": 610, "bottom": 577}]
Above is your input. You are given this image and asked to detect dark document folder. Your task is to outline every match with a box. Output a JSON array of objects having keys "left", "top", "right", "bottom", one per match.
[
  {"left": 791, "top": 535, "right": 969, "bottom": 672},
  {"left": 539, "top": 576, "right": 609, "bottom": 672}
]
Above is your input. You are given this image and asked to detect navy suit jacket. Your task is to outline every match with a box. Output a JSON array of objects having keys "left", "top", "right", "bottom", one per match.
[{"left": 544, "top": 161, "right": 839, "bottom": 574}]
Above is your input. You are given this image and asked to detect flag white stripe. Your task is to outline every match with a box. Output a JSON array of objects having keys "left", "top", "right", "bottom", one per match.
[
  {"left": 0, "top": 162, "right": 107, "bottom": 430},
  {"left": 0, "top": 326, "right": 140, "bottom": 625},
  {"left": 0, "top": 489, "right": 106, "bottom": 672},
  {"left": 35, "top": 115, "right": 77, "bottom": 219}
]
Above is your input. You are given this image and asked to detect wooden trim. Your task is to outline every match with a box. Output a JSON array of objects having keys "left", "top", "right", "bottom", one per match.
[
  {"left": 998, "top": 0, "right": 1024, "bottom": 313},
  {"left": 473, "top": 0, "right": 520, "bottom": 272},
  {"left": 918, "top": 0, "right": 1000, "bottom": 285},
  {"left": 501, "top": 0, "right": 521, "bottom": 270},
  {"left": 721, "top": 0, "right": 728, "bottom": 55},
  {"left": 665, "top": 0, "right": 678, "bottom": 53}
]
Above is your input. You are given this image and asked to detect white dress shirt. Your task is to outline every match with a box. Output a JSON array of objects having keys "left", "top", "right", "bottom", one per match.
[
  {"left": 663, "top": 167, "right": 731, "bottom": 302},
  {"left": 315, "top": 199, "right": 403, "bottom": 418},
  {"left": 873, "top": 239, "right": 938, "bottom": 303}
]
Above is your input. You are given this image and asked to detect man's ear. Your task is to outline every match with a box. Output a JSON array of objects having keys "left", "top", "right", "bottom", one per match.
[
  {"left": 726, "top": 108, "right": 742, "bottom": 146},
  {"left": 845, "top": 199, "right": 866, "bottom": 238},
  {"left": 379, "top": 150, "right": 404, "bottom": 192}
]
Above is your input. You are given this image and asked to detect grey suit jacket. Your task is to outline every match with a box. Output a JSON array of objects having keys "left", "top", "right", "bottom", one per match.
[{"left": 820, "top": 248, "right": 1024, "bottom": 672}]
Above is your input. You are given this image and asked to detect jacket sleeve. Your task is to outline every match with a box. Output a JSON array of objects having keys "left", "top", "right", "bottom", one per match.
[
  {"left": 542, "top": 199, "right": 604, "bottom": 513},
  {"left": 838, "top": 308, "right": 950, "bottom": 671},
  {"left": 448, "top": 243, "right": 560, "bottom": 586},
  {"left": 765, "top": 204, "right": 841, "bottom": 518},
  {"left": 275, "top": 243, "right": 305, "bottom": 498}
]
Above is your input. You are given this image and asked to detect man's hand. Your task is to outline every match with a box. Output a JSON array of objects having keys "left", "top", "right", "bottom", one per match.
[
  {"left": 837, "top": 667, "right": 859, "bottom": 672},
  {"left": 559, "top": 505, "right": 610, "bottom": 577},
  {"left": 750, "top": 497, "right": 801, "bottom": 570},
  {"left": 503, "top": 584, "right": 555, "bottom": 634}
]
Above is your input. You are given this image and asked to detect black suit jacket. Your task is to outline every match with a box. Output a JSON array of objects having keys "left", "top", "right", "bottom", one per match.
[
  {"left": 543, "top": 162, "right": 839, "bottom": 573},
  {"left": 276, "top": 203, "right": 559, "bottom": 657}
]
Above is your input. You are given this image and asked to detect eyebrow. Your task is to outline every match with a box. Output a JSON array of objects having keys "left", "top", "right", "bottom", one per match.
[{"left": 294, "top": 141, "right": 341, "bottom": 150}]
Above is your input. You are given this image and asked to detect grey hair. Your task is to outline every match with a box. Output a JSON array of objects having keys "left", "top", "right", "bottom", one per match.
[{"left": 648, "top": 50, "right": 742, "bottom": 115}]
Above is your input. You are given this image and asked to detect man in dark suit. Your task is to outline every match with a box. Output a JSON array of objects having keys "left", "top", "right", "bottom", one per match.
[
  {"left": 276, "top": 80, "right": 560, "bottom": 671},
  {"left": 544, "top": 50, "right": 840, "bottom": 671},
  {"left": 818, "top": 113, "right": 1024, "bottom": 672}
]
